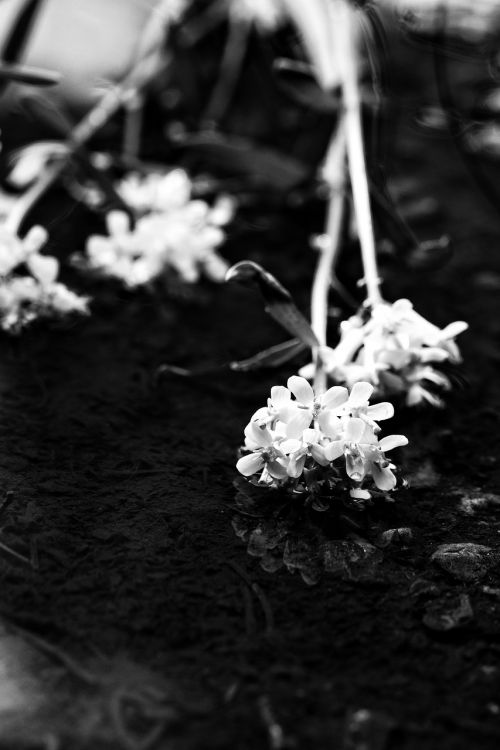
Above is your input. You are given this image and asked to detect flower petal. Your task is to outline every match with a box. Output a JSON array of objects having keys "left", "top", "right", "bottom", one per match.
[
  {"left": 280, "top": 438, "right": 302, "bottom": 455},
  {"left": 251, "top": 406, "right": 270, "bottom": 423},
  {"left": 349, "top": 488, "right": 371, "bottom": 500},
  {"left": 287, "top": 375, "right": 314, "bottom": 406},
  {"left": 366, "top": 402, "right": 394, "bottom": 421},
  {"left": 310, "top": 443, "right": 329, "bottom": 466},
  {"left": 236, "top": 453, "right": 264, "bottom": 476},
  {"left": 287, "top": 454, "right": 306, "bottom": 478},
  {"left": 372, "top": 464, "right": 397, "bottom": 491},
  {"left": 286, "top": 409, "right": 313, "bottom": 439},
  {"left": 323, "top": 440, "right": 344, "bottom": 461},
  {"left": 441, "top": 321, "right": 468, "bottom": 340},
  {"left": 244, "top": 421, "right": 273, "bottom": 448},
  {"left": 317, "top": 410, "right": 342, "bottom": 438},
  {"left": 345, "top": 417, "right": 366, "bottom": 443},
  {"left": 267, "top": 459, "right": 288, "bottom": 479},
  {"left": 346, "top": 453, "right": 366, "bottom": 481},
  {"left": 379, "top": 435, "right": 409, "bottom": 452},
  {"left": 270, "top": 385, "right": 291, "bottom": 408},
  {"left": 302, "top": 428, "right": 318, "bottom": 444},
  {"left": 418, "top": 347, "right": 450, "bottom": 363},
  {"left": 298, "top": 362, "right": 315, "bottom": 380},
  {"left": 321, "top": 385, "right": 349, "bottom": 411},
  {"left": 349, "top": 381, "right": 374, "bottom": 407}
]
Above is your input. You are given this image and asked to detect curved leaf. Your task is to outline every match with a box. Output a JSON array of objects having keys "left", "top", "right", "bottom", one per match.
[
  {"left": 175, "top": 132, "right": 310, "bottom": 191},
  {"left": 230, "top": 338, "right": 307, "bottom": 372},
  {"left": 226, "top": 261, "right": 319, "bottom": 348}
]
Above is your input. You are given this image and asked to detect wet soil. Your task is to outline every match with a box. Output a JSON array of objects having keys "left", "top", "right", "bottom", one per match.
[{"left": 1, "top": 36, "right": 500, "bottom": 750}]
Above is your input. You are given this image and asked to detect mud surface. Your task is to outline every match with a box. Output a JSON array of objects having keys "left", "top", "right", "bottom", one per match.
[{"left": 1, "top": 37, "right": 500, "bottom": 750}]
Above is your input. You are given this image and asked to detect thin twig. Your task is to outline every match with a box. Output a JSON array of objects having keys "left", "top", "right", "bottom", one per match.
[{"left": 0, "top": 538, "right": 31, "bottom": 567}]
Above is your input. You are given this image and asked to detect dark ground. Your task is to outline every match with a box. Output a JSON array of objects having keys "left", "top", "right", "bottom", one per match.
[{"left": 1, "top": 32, "right": 500, "bottom": 750}]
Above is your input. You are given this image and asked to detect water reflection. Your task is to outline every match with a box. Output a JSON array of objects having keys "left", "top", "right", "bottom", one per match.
[{"left": 232, "top": 479, "right": 412, "bottom": 585}]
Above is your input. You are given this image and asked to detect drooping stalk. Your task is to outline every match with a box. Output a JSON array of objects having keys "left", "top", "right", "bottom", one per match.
[
  {"left": 5, "top": 0, "right": 176, "bottom": 235},
  {"left": 331, "top": 0, "right": 382, "bottom": 306},
  {"left": 311, "top": 121, "right": 347, "bottom": 395}
]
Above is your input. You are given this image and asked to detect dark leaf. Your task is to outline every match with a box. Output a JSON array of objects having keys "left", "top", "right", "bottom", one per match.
[
  {"left": 274, "top": 58, "right": 339, "bottom": 113},
  {"left": 174, "top": 131, "right": 310, "bottom": 190},
  {"left": 1, "top": 0, "right": 44, "bottom": 63},
  {"left": 369, "top": 175, "right": 420, "bottom": 254},
  {"left": 230, "top": 338, "right": 307, "bottom": 372},
  {"left": 0, "top": 63, "right": 60, "bottom": 86},
  {"left": 226, "top": 261, "right": 319, "bottom": 348}
]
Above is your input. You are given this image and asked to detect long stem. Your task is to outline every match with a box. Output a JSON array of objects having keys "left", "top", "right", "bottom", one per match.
[
  {"left": 331, "top": 0, "right": 382, "bottom": 306},
  {"left": 311, "top": 123, "right": 347, "bottom": 395},
  {"left": 5, "top": 0, "right": 171, "bottom": 236}
]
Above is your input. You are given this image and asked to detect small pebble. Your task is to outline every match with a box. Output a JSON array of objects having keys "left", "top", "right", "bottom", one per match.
[{"left": 431, "top": 542, "right": 497, "bottom": 582}]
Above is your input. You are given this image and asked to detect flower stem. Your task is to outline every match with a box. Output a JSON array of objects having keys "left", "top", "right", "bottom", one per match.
[
  {"left": 331, "top": 0, "right": 382, "bottom": 306},
  {"left": 311, "top": 122, "right": 347, "bottom": 395}
]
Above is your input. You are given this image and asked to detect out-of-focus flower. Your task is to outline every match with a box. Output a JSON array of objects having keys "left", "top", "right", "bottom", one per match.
[
  {"left": 300, "top": 299, "right": 467, "bottom": 407},
  {"left": 237, "top": 379, "right": 408, "bottom": 500},
  {"left": 79, "top": 170, "right": 234, "bottom": 287},
  {"left": 0, "top": 225, "right": 47, "bottom": 277},
  {"left": 0, "top": 224, "right": 89, "bottom": 333},
  {"left": 117, "top": 169, "right": 192, "bottom": 214},
  {"left": 225, "top": 0, "right": 286, "bottom": 30}
]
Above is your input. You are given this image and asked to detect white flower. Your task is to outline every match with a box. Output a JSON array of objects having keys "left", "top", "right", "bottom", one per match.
[
  {"left": 236, "top": 421, "right": 288, "bottom": 481},
  {"left": 0, "top": 223, "right": 89, "bottom": 332},
  {"left": 323, "top": 418, "right": 407, "bottom": 490},
  {"left": 80, "top": 170, "right": 234, "bottom": 287},
  {"left": 238, "top": 379, "right": 408, "bottom": 497},
  {"left": 228, "top": 0, "right": 286, "bottom": 30},
  {"left": 0, "top": 224, "right": 48, "bottom": 277},
  {"left": 280, "top": 427, "right": 330, "bottom": 478},
  {"left": 281, "top": 375, "right": 349, "bottom": 438},
  {"left": 300, "top": 299, "right": 467, "bottom": 406},
  {"left": 117, "top": 169, "right": 193, "bottom": 215}
]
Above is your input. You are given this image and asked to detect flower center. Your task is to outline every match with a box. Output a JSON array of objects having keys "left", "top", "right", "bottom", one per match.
[{"left": 261, "top": 447, "right": 279, "bottom": 463}]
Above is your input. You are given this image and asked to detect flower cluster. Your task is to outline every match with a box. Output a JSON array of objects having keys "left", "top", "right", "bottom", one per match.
[
  {"left": 77, "top": 169, "right": 234, "bottom": 288},
  {"left": 0, "top": 225, "right": 89, "bottom": 333},
  {"left": 300, "top": 299, "right": 468, "bottom": 407},
  {"left": 236, "top": 376, "right": 408, "bottom": 501}
]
